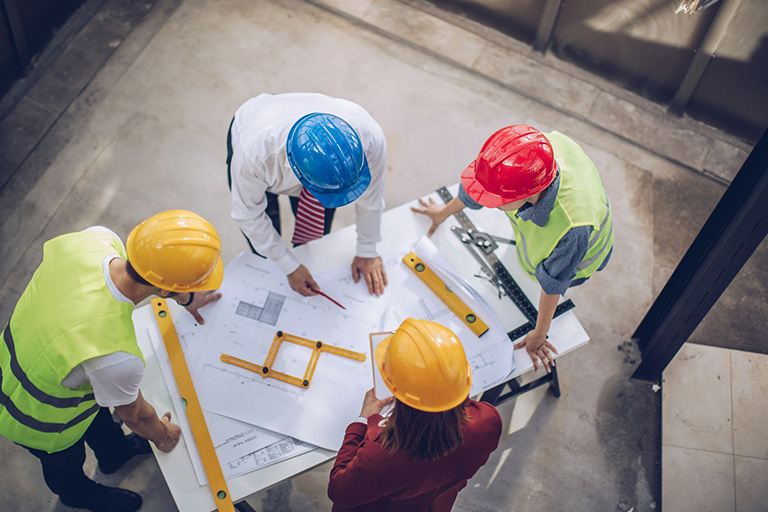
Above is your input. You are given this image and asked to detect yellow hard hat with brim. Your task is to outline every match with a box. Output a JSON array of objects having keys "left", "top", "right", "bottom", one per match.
[
  {"left": 127, "top": 210, "right": 224, "bottom": 292},
  {"left": 375, "top": 318, "right": 472, "bottom": 413}
]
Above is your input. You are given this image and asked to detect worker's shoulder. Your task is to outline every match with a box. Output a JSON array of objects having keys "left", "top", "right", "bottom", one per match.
[{"left": 466, "top": 400, "right": 503, "bottom": 434}]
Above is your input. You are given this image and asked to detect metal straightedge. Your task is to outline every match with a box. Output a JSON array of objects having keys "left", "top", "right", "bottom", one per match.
[
  {"left": 436, "top": 186, "right": 577, "bottom": 404},
  {"left": 436, "top": 187, "right": 575, "bottom": 341}
]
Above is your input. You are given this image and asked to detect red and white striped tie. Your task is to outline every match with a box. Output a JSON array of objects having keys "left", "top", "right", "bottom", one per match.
[{"left": 291, "top": 187, "right": 326, "bottom": 245}]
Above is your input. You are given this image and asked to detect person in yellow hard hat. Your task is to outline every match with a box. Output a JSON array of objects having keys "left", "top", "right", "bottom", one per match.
[
  {"left": 328, "top": 318, "right": 502, "bottom": 512},
  {"left": 0, "top": 210, "right": 224, "bottom": 512}
]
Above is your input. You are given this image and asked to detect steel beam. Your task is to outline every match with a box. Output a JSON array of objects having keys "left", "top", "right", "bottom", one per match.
[
  {"left": 669, "top": 0, "right": 744, "bottom": 115},
  {"left": 632, "top": 128, "right": 768, "bottom": 381},
  {"left": 533, "top": 0, "right": 564, "bottom": 54}
]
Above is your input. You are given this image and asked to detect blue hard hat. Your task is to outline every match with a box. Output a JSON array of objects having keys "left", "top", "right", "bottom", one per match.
[{"left": 286, "top": 113, "right": 371, "bottom": 208}]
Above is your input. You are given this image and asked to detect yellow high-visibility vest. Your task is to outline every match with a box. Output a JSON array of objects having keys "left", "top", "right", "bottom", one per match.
[
  {"left": 506, "top": 132, "right": 613, "bottom": 282},
  {"left": 0, "top": 230, "right": 144, "bottom": 453}
]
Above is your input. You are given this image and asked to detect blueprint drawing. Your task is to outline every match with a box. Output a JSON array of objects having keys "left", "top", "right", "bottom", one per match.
[
  {"left": 143, "top": 303, "right": 315, "bottom": 485},
  {"left": 189, "top": 253, "right": 388, "bottom": 450},
  {"left": 159, "top": 240, "right": 513, "bottom": 455},
  {"left": 381, "top": 238, "right": 516, "bottom": 396}
]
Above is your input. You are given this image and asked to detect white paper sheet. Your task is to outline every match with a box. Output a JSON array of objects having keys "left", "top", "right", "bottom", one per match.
[
  {"left": 189, "top": 253, "right": 389, "bottom": 451},
  {"left": 380, "top": 238, "right": 516, "bottom": 395},
  {"left": 160, "top": 239, "right": 516, "bottom": 456},
  {"left": 144, "top": 303, "right": 315, "bottom": 485}
]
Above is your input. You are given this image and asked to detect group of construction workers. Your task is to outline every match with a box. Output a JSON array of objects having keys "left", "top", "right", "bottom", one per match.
[{"left": 0, "top": 92, "right": 613, "bottom": 512}]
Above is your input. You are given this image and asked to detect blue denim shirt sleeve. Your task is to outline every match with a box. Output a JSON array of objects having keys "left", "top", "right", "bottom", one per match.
[
  {"left": 458, "top": 183, "right": 484, "bottom": 210},
  {"left": 534, "top": 226, "right": 591, "bottom": 295}
]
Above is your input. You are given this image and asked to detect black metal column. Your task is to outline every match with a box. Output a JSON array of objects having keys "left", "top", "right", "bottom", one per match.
[
  {"left": 2, "top": 0, "right": 31, "bottom": 72},
  {"left": 632, "top": 128, "right": 768, "bottom": 382},
  {"left": 235, "top": 500, "right": 258, "bottom": 512}
]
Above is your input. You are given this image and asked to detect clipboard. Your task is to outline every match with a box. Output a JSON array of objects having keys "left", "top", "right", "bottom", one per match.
[{"left": 368, "top": 331, "right": 394, "bottom": 399}]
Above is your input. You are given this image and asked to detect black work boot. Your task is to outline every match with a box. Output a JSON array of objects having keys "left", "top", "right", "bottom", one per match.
[
  {"left": 60, "top": 483, "right": 142, "bottom": 512},
  {"left": 98, "top": 433, "right": 151, "bottom": 474}
]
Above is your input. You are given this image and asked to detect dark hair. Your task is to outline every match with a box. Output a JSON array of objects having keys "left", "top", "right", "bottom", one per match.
[
  {"left": 125, "top": 260, "right": 151, "bottom": 287},
  {"left": 380, "top": 399, "right": 467, "bottom": 461}
]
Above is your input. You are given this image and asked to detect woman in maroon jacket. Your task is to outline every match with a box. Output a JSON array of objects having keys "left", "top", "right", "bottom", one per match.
[{"left": 328, "top": 318, "right": 503, "bottom": 511}]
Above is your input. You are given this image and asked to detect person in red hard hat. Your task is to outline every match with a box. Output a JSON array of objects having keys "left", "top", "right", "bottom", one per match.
[{"left": 413, "top": 126, "right": 613, "bottom": 372}]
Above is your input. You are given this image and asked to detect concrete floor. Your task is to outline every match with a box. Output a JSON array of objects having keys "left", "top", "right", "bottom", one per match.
[
  {"left": 0, "top": 0, "right": 764, "bottom": 510},
  {"left": 662, "top": 344, "right": 768, "bottom": 512}
]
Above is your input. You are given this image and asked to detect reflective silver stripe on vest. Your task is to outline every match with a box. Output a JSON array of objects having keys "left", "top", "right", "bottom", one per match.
[
  {"left": 576, "top": 198, "right": 612, "bottom": 271},
  {"left": 509, "top": 214, "right": 536, "bottom": 272},
  {"left": 3, "top": 326, "right": 96, "bottom": 407},
  {"left": 0, "top": 363, "right": 100, "bottom": 433}
]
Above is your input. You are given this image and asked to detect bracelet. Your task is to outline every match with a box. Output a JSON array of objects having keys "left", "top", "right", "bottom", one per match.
[{"left": 177, "top": 292, "right": 195, "bottom": 307}]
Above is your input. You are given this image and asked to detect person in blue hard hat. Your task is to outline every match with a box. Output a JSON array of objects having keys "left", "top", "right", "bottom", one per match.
[{"left": 227, "top": 93, "right": 389, "bottom": 296}]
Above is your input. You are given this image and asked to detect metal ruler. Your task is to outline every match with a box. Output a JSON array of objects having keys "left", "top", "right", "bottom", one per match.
[
  {"left": 221, "top": 331, "right": 366, "bottom": 389},
  {"left": 152, "top": 299, "right": 235, "bottom": 512},
  {"left": 436, "top": 187, "right": 575, "bottom": 341},
  {"left": 403, "top": 251, "right": 489, "bottom": 337}
]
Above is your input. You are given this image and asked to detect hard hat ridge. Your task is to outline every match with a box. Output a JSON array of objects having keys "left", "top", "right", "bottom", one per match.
[
  {"left": 287, "top": 113, "right": 371, "bottom": 208},
  {"left": 126, "top": 210, "right": 224, "bottom": 292},
  {"left": 375, "top": 318, "right": 472, "bottom": 413},
  {"left": 462, "top": 125, "right": 556, "bottom": 208}
]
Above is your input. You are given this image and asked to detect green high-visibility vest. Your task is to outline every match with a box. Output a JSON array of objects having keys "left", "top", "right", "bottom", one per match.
[
  {"left": 0, "top": 230, "right": 144, "bottom": 453},
  {"left": 506, "top": 132, "right": 613, "bottom": 282}
]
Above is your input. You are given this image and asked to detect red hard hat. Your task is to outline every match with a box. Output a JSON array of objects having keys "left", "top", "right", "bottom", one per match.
[{"left": 461, "top": 125, "right": 556, "bottom": 208}]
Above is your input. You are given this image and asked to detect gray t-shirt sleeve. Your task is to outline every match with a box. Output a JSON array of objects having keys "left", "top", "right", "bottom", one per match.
[
  {"left": 534, "top": 226, "right": 591, "bottom": 295},
  {"left": 458, "top": 183, "right": 484, "bottom": 210}
]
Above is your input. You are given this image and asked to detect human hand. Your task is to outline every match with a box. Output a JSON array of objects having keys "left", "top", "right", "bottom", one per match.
[
  {"left": 155, "top": 412, "right": 181, "bottom": 452},
  {"left": 288, "top": 265, "right": 320, "bottom": 296},
  {"left": 513, "top": 330, "right": 558, "bottom": 373},
  {"left": 184, "top": 290, "right": 222, "bottom": 325},
  {"left": 359, "top": 388, "right": 395, "bottom": 419},
  {"left": 351, "top": 256, "right": 388, "bottom": 296},
  {"left": 410, "top": 197, "right": 449, "bottom": 237}
]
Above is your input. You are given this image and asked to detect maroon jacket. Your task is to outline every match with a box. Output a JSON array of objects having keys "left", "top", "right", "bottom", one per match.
[{"left": 328, "top": 400, "right": 502, "bottom": 511}]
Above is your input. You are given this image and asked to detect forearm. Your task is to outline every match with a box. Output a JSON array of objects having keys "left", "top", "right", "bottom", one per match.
[
  {"left": 236, "top": 214, "right": 299, "bottom": 272},
  {"left": 533, "top": 289, "right": 560, "bottom": 336},
  {"left": 442, "top": 197, "right": 467, "bottom": 220},
  {"left": 118, "top": 393, "right": 173, "bottom": 447},
  {"left": 230, "top": 170, "right": 300, "bottom": 273},
  {"left": 355, "top": 203, "right": 382, "bottom": 257}
]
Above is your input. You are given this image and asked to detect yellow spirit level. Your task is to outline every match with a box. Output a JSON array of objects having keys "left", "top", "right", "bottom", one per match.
[
  {"left": 151, "top": 299, "right": 235, "bottom": 512},
  {"left": 402, "top": 252, "right": 489, "bottom": 337}
]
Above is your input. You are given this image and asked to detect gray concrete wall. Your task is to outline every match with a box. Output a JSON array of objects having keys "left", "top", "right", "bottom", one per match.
[{"left": 424, "top": 0, "right": 768, "bottom": 142}]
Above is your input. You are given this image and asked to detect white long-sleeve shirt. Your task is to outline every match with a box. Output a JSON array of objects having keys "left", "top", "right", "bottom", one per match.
[{"left": 229, "top": 93, "right": 387, "bottom": 275}]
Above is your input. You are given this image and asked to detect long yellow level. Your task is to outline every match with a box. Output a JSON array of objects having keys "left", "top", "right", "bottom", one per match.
[
  {"left": 152, "top": 299, "right": 235, "bottom": 512},
  {"left": 402, "top": 252, "right": 489, "bottom": 337}
]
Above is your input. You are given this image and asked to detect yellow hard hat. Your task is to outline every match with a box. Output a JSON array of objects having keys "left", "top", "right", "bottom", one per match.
[
  {"left": 127, "top": 210, "right": 224, "bottom": 292},
  {"left": 375, "top": 318, "right": 472, "bottom": 412}
]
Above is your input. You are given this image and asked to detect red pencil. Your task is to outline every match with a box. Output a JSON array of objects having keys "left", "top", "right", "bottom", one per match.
[{"left": 309, "top": 287, "right": 346, "bottom": 310}]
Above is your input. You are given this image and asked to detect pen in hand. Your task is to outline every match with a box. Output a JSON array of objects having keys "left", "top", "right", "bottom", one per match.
[{"left": 307, "top": 286, "right": 346, "bottom": 310}]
